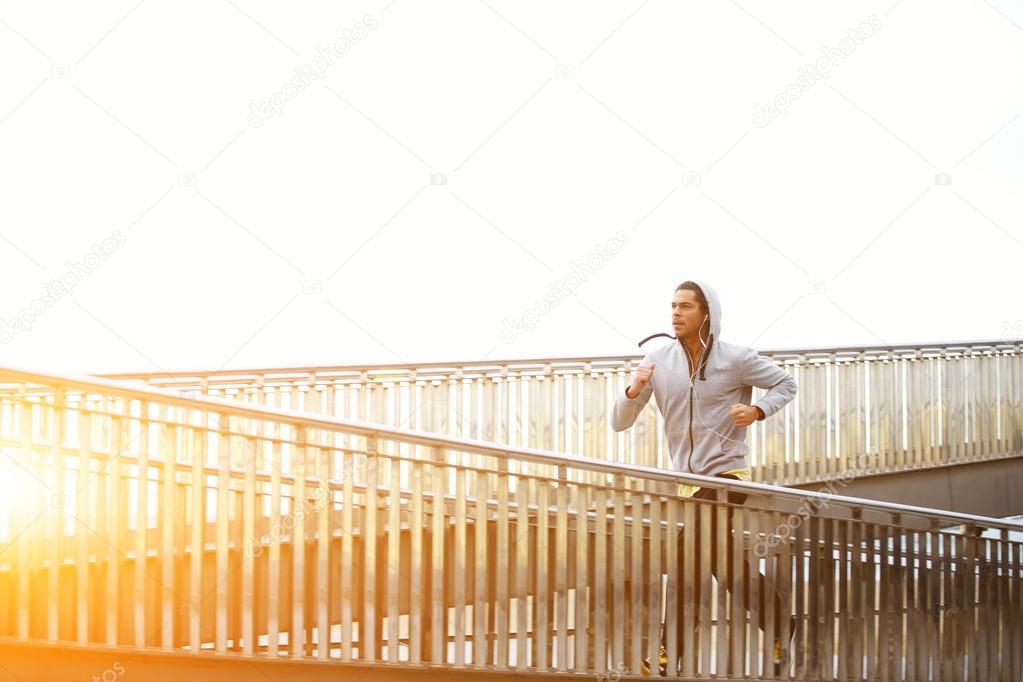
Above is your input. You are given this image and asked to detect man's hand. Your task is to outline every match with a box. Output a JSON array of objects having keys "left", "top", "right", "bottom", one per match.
[
  {"left": 626, "top": 363, "right": 655, "bottom": 399},
  {"left": 729, "top": 404, "right": 763, "bottom": 427}
]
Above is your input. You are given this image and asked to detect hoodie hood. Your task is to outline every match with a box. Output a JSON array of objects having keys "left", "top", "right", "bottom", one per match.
[
  {"left": 687, "top": 278, "right": 722, "bottom": 339},
  {"left": 639, "top": 279, "right": 723, "bottom": 380}
]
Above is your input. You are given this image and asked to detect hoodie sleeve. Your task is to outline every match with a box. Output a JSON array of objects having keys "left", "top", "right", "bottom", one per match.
[
  {"left": 611, "top": 355, "right": 654, "bottom": 432},
  {"left": 742, "top": 348, "right": 796, "bottom": 420}
]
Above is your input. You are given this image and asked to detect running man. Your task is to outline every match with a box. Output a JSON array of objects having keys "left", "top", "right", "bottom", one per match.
[{"left": 611, "top": 279, "right": 798, "bottom": 675}]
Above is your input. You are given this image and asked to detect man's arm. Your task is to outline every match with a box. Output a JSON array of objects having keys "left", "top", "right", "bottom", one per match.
[
  {"left": 612, "top": 358, "right": 654, "bottom": 431},
  {"left": 742, "top": 348, "right": 797, "bottom": 420}
]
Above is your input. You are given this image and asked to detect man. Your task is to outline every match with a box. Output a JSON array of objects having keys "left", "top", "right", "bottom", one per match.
[{"left": 611, "top": 279, "right": 797, "bottom": 675}]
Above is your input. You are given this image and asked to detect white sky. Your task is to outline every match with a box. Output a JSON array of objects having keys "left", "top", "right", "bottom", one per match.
[{"left": 1, "top": 0, "right": 1021, "bottom": 375}]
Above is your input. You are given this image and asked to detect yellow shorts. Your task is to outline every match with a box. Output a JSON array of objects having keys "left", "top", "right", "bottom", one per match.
[{"left": 678, "top": 466, "right": 751, "bottom": 498}]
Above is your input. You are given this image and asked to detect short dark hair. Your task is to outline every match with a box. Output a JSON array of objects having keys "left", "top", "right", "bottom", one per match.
[{"left": 675, "top": 281, "right": 708, "bottom": 314}]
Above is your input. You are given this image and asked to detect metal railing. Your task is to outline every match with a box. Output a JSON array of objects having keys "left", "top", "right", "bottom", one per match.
[
  {"left": 0, "top": 365, "right": 1020, "bottom": 680},
  {"left": 100, "top": 339, "right": 1023, "bottom": 486}
]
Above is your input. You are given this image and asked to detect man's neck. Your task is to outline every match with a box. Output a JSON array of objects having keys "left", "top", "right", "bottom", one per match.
[{"left": 679, "top": 333, "right": 709, "bottom": 373}]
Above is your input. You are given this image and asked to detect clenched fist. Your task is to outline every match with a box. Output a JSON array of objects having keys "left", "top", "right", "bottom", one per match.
[
  {"left": 730, "top": 404, "right": 763, "bottom": 427},
  {"left": 626, "top": 363, "right": 655, "bottom": 399}
]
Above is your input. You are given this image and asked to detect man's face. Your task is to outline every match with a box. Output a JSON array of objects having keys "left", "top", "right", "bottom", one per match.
[{"left": 671, "top": 289, "right": 706, "bottom": 338}]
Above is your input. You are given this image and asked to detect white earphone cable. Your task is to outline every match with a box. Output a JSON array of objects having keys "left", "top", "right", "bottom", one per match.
[{"left": 687, "top": 314, "right": 750, "bottom": 447}]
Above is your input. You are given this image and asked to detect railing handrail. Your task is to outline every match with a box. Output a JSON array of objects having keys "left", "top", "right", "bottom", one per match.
[
  {"left": 95, "top": 338, "right": 1022, "bottom": 382},
  {"left": 3, "top": 363, "right": 1022, "bottom": 532}
]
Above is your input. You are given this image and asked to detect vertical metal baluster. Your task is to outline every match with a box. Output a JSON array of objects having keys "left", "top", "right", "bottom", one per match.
[
  {"left": 920, "top": 529, "right": 933, "bottom": 682},
  {"left": 1012, "top": 350, "right": 1022, "bottom": 455},
  {"left": 921, "top": 528, "right": 932, "bottom": 682},
  {"left": 410, "top": 447, "right": 424, "bottom": 663},
  {"left": 517, "top": 468, "right": 532, "bottom": 670},
  {"left": 631, "top": 487, "right": 644, "bottom": 674},
  {"left": 362, "top": 437, "right": 378, "bottom": 662},
  {"left": 556, "top": 368, "right": 567, "bottom": 457},
  {"left": 808, "top": 514, "right": 822, "bottom": 679},
  {"left": 960, "top": 353, "right": 970, "bottom": 462},
  {"left": 965, "top": 526, "right": 980, "bottom": 682},
  {"left": 264, "top": 395, "right": 281, "bottom": 657},
  {"left": 133, "top": 400, "right": 148, "bottom": 648},
  {"left": 906, "top": 356, "right": 918, "bottom": 470},
  {"left": 536, "top": 479, "right": 550, "bottom": 671},
  {"left": 499, "top": 367, "right": 509, "bottom": 450},
  {"left": 836, "top": 517, "right": 850, "bottom": 682},
  {"left": 856, "top": 356, "right": 867, "bottom": 474},
  {"left": 878, "top": 522, "right": 891, "bottom": 682},
  {"left": 1006, "top": 539, "right": 1014, "bottom": 678},
  {"left": 76, "top": 405, "right": 92, "bottom": 645},
  {"left": 921, "top": 353, "right": 933, "bottom": 468},
  {"left": 648, "top": 494, "right": 663, "bottom": 677},
  {"left": 778, "top": 503, "right": 794, "bottom": 682},
  {"left": 1000, "top": 533, "right": 1013, "bottom": 681},
  {"left": 188, "top": 421, "right": 203, "bottom": 653},
  {"left": 612, "top": 473, "right": 626, "bottom": 673},
  {"left": 821, "top": 361, "right": 831, "bottom": 480},
  {"left": 431, "top": 446, "right": 447, "bottom": 665},
  {"left": 315, "top": 435, "right": 331, "bottom": 659},
  {"left": 790, "top": 502, "right": 806, "bottom": 679},
  {"left": 699, "top": 498, "right": 712, "bottom": 675},
  {"left": 893, "top": 518, "right": 905, "bottom": 682},
  {"left": 289, "top": 425, "right": 306, "bottom": 657},
  {"left": 472, "top": 468, "right": 487, "bottom": 667},
  {"left": 801, "top": 361, "right": 814, "bottom": 483},
  {"left": 46, "top": 389, "right": 64, "bottom": 643},
  {"left": 555, "top": 465, "right": 570, "bottom": 670},
  {"left": 763, "top": 508, "right": 777, "bottom": 679},
  {"left": 384, "top": 445, "right": 399, "bottom": 663},
  {"left": 453, "top": 463, "right": 466, "bottom": 666},
  {"left": 939, "top": 532, "right": 950, "bottom": 682},
  {"left": 948, "top": 533, "right": 962, "bottom": 682},
  {"left": 341, "top": 439, "right": 357, "bottom": 662},
  {"left": 932, "top": 528, "right": 945, "bottom": 682},
  {"left": 980, "top": 353, "right": 993, "bottom": 459},
  {"left": 581, "top": 364, "right": 592, "bottom": 468},
  {"left": 493, "top": 456, "right": 509, "bottom": 667},
  {"left": 715, "top": 492, "right": 728, "bottom": 677},
  {"left": 894, "top": 357, "right": 905, "bottom": 471},
  {"left": 983, "top": 535, "right": 996, "bottom": 680},
  {"left": 664, "top": 495, "right": 679, "bottom": 677},
  {"left": 823, "top": 518, "right": 837, "bottom": 682},
  {"left": 105, "top": 403, "right": 124, "bottom": 646},
  {"left": 842, "top": 359, "right": 859, "bottom": 478},
  {"left": 905, "top": 529, "right": 919, "bottom": 682},
  {"left": 160, "top": 417, "right": 178, "bottom": 651},
  {"left": 573, "top": 484, "right": 589, "bottom": 672},
  {"left": 795, "top": 362, "right": 807, "bottom": 484}
]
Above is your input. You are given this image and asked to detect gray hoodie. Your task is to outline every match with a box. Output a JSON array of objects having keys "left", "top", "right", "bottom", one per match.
[{"left": 611, "top": 279, "right": 797, "bottom": 476}]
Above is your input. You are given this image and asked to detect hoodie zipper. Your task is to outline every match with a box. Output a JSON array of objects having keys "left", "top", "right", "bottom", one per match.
[
  {"left": 687, "top": 385, "right": 695, "bottom": 472},
  {"left": 684, "top": 346, "right": 696, "bottom": 473}
]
